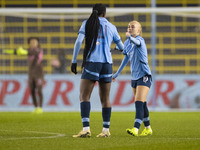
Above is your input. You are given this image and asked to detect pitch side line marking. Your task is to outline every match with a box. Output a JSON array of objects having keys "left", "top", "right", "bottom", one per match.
[{"left": 0, "top": 130, "right": 66, "bottom": 140}]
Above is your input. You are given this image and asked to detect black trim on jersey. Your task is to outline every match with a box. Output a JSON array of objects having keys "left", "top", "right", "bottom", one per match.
[
  {"left": 78, "top": 31, "right": 85, "bottom": 35},
  {"left": 140, "top": 60, "right": 147, "bottom": 65},
  {"left": 114, "top": 39, "right": 121, "bottom": 44}
]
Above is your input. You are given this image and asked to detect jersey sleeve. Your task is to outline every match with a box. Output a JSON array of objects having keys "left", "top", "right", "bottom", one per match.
[
  {"left": 78, "top": 20, "right": 87, "bottom": 35},
  {"left": 129, "top": 36, "right": 141, "bottom": 46},
  {"left": 112, "top": 55, "right": 129, "bottom": 79},
  {"left": 112, "top": 25, "right": 121, "bottom": 44},
  {"left": 72, "top": 33, "right": 85, "bottom": 63}
]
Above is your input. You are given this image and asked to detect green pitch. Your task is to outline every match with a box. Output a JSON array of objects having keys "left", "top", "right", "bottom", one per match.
[{"left": 0, "top": 112, "right": 200, "bottom": 150}]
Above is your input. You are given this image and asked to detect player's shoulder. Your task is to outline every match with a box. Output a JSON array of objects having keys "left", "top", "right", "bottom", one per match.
[
  {"left": 108, "top": 22, "right": 117, "bottom": 30},
  {"left": 78, "top": 20, "right": 87, "bottom": 34},
  {"left": 79, "top": 20, "right": 87, "bottom": 28},
  {"left": 100, "top": 18, "right": 117, "bottom": 30},
  {"left": 81, "top": 20, "right": 87, "bottom": 25},
  {"left": 136, "top": 35, "right": 144, "bottom": 41},
  {"left": 107, "top": 23, "right": 118, "bottom": 35}
]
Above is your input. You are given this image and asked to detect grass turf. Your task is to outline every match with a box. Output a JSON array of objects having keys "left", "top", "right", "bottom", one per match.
[{"left": 0, "top": 112, "right": 200, "bottom": 150}]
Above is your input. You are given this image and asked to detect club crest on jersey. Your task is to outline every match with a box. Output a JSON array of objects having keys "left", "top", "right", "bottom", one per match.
[{"left": 143, "top": 76, "right": 148, "bottom": 83}]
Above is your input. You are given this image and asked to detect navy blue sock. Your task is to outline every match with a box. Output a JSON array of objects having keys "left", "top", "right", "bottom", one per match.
[
  {"left": 80, "top": 101, "right": 91, "bottom": 127},
  {"left": 134, "top": 101, "right": 144, "bottom": 129},
  {"left": 143, "top": 102, "right": 150, "bottom": 127},
  {"left": 102, "top": 107, "right": 112, "bottom": 129}
]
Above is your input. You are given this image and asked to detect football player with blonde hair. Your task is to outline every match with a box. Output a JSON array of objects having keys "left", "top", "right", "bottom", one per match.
[{"left": 113, "top": 20, "right": 153, "bottom": 136}]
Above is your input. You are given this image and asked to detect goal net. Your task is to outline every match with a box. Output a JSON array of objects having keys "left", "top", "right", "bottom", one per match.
[{"left": 0, "top": 7, "right": 200, "bottom": 75}]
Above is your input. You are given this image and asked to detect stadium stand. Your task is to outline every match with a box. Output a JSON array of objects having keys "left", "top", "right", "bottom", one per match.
[{"left": 0, "top": 0, "right": 200, "bottom": 74}]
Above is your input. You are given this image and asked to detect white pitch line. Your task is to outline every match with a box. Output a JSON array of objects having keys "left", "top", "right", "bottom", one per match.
[
  {"left": 0, "top": 130, "right": 66, "bottom": 140},
  {"left": 1, "top": 130, "right": 199, "bottom": 140}
]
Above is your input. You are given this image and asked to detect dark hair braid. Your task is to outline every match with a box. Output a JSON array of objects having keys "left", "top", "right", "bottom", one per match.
[{"left": 82, "top": 3, "right": 106, "bottom": 67}]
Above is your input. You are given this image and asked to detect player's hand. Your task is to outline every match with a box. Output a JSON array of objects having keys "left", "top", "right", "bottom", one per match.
[
  {"left": 113, "top": 46, "right": 123, "bottom": 52},
  {"left": 16, "top": 47, "right": 28, "bottom": 55},
  {"left": 71, "top": 63, "right": 77, "bottom": 74},
  {"left": 112, "top": 73, "right": 118, "bottom": 82},
  {"left": 126, "top": 32, "right": 130, "bottom": 38}
]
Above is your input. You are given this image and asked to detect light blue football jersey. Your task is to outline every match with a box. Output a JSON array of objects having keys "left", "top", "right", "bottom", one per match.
[
  {"left": 78, "top": 17, "right": 122, "bottom": 64},
  {"left": 123, "top": 35, "right": 151, "bottom": 80}
]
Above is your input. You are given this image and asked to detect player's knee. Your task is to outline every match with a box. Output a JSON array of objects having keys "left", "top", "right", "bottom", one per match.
[
  {"left": 101, "top": 98, "right": 111, "bottom": 107},
  {"left": 135, "top": 93, "right": 147, "bottom": 101},
  {"left": 135, "top": 96, "right": 146, "bottom": 102},
  {"left": 79, "top": 94, "right": 90, "bottom": 102}
]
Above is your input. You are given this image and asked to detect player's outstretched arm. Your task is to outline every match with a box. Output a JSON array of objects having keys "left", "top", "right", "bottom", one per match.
[
  {"left": 3, "top": 47, "right": 28, "bottom": 55},
  {"left": 114, "top": 41, "right": 124, "bottom": 52},
  {"left": 126, "top": 32, "right": 141, "bottom": 46},
  {"left": 112, "top": 54, "right": 129, "bottom": 80},
  {"left": 71, "top": 33, "right": 85, "bottom": 74},
  {"left": 112, "top": 25, "right": 124, "bottom": 52}
]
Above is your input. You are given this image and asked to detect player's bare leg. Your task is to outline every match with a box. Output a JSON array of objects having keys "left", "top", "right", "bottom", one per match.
[
  {"left": 135, "top": 86, "right": 149, "bottom": 102},
  {"left": 99, "top": 82, "right": 111, "bottom": 107},
  {"left": 79, "top": 79, "right": 95, "bottom": 102}
]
